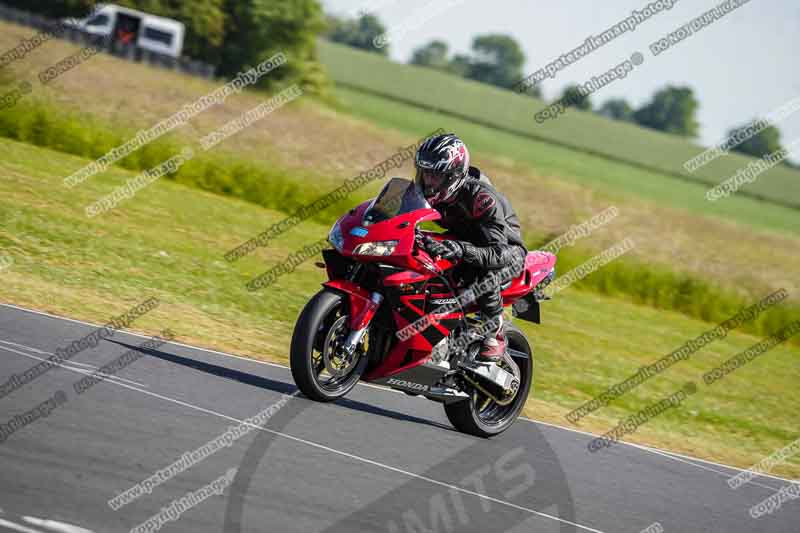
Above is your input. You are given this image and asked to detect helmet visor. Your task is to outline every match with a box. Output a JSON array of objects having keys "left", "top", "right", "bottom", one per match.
[{"left": 419, "top": 168, "right": 452, "bottom": 194}]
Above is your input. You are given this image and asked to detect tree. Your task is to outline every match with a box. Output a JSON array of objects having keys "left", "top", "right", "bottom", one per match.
[
  {"left": 517, "top": 83, "right": 542, "bottom": 99},
  {"left": 597, "top": 98, "right": 634, "bottom": 122},
  {"left": 445, "top": 53, "right": 471, "bottom": 78},
  {"left": 461, "top": 34, "right": 525, "bottom": 90},
  {"left": 633, "top": 86, "right": 699, "bottom": 138},
  {"left": 407, "top": 34, "right": 536, "bottom": 96},
  {"left": 559, "top": 83, "right": 592, "bottom": 111},
  {"left": 219, "top": 0, "right": 328, "bottom": 92},
  {"left": 326, "top": 13, "right": 388, "bottom": 56},
  {"left": 727, "top": 121, "right": 784, "bottom": 159},
  {"left": 0, "top": 0, "right": 94, "bottom": 17},
  {"left": 410, "top": 40, "right": 449, "bottom": 70}
]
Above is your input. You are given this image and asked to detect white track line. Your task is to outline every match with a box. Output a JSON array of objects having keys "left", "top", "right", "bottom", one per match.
[
  {"left": 0, "top": 338, "right": 607, "bottom": 533},
  {"left": 0, "top": 345, "right": 147, "bottom": 390},
  {"left": 0, "top": 341, "right": 148, "bottom": 388},
  {"left": 523, "top": 417, "right": 796, "bottom": 487},
  {"left": 0, "top": 518, "right": 45, "bottom": 533},
  {"left": 628, "top": 443, "right": 784, "bottom": 493},
  {"left": 22, "top": 516, "right": 95, "bottom": 533},
  {"left": 1, "top": 301, "right": 798, "bottom": 486}
]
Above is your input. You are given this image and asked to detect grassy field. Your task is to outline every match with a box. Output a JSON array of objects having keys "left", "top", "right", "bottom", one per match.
[
  {"left": 1, "top": 138, "right": 798, "bottom": 479},
  {"left": 0, "top": 19, "right": 798, "bottom": 313},
  {"left": 318, "top": 40, "right": 800, "bottom": 209},
  {"left": 331, "top": 84, "right": 800, "bottom": 238}
]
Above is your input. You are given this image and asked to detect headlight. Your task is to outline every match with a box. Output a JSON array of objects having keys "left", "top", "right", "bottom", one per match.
[
  {"left": 328, "top": 221, "right": 344, "bottom": 252},
  {"left": 353, "top": 240, "right": 399, "bottom": 256}
]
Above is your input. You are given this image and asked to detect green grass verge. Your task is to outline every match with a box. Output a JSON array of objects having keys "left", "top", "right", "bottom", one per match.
[
  {"left": 318, "top": 40, "right": 800, "bottom": 210},
  {"left": 549, "top": 244, "right": 799, "bottom": 344},
  {"left": 1, "top": 138, "right": 798, "bottom": 479},
  {"left": 0, "top": 98, "right": 379, "bottom": 226}
]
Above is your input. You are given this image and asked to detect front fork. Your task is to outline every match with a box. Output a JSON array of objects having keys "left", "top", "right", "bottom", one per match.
[
  {"left": 323, "top": 280, "right": 384, "bottom": 355},
  {"left": 342, "top": 292, "right": 383, "bottom": 354}
]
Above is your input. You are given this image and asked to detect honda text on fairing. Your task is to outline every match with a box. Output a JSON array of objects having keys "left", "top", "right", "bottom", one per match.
[{"left": 290, "top": 178, "right": 556, "bottom": 437}]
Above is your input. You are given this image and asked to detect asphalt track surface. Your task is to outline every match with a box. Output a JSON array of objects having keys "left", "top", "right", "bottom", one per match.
[{"left": 0, "top": 303, "right": 798, "bottom": 533}]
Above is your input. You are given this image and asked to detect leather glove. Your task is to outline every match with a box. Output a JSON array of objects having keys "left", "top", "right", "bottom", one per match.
[{"left": 423, "top": 236, "right": 464, "bottom": 261}]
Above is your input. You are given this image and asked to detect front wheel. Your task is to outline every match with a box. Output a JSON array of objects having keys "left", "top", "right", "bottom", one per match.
[
  {"left": 290, "top": 289, "right": 366, "bottom": 402},
  {"left": 444, "top": 323, "right": 533, "bottom": 437}
]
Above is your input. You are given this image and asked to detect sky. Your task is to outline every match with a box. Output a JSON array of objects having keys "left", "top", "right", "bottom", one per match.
[{"left": 320, "top": 0, "right": 800, "bottom": 160}]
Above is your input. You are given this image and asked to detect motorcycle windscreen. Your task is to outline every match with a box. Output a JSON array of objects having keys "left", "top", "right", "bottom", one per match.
[{"left": 363, "top": 178, "right": 430, "bottom": 225}]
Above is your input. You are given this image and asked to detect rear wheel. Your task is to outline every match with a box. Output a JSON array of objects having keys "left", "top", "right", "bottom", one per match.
[
  {"left": 290, "top": 290, "right": 366, "bottom": 402},
  {"left": 444, "top": 323, "right": 533, "bottom": 437}
]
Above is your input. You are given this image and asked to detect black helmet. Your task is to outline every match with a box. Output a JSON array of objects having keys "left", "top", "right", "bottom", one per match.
[{"left": 415, "top": 133, "right": 470, "bottom": 206}]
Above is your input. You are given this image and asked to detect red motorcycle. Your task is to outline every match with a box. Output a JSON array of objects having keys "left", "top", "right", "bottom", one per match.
[{"left": 290, "top": 178, "right": 556, "bottom": 437}]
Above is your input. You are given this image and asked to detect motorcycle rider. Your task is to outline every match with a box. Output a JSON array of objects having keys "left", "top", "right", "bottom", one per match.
[{"left": 415, "top": 133, "right": 527, "bottom": 362}]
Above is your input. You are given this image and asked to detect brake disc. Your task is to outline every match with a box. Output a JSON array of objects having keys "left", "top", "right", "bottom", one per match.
[{"left": 322, "top": 315, "right": 360, "bottom": 377}]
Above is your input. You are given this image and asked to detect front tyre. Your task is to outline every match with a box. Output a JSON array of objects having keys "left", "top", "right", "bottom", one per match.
[
  {"left": 290, "top": 289, "right": 366, "bottom": 402},
  {"left": 444, "top": 323, "right": 533, "bottom": 437}
]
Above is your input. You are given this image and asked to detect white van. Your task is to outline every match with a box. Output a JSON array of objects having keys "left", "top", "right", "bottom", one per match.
[{"left": 64, "top": 4, "right": 185, "bottom": 58}]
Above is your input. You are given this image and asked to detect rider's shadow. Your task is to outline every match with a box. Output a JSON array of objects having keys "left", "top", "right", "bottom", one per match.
[{"left": 106, "top": 339, "right": 453, "bottom": 431}]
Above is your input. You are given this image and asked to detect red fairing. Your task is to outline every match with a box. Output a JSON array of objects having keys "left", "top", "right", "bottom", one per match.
[
  {"left": 337, "top": 203, "right": 443, "bottom": 272},
  {"left": 500, "top": 251, "right": 557, "bottom": 305},
  {"left": 323, "top": 280, "right": 377, "bottom": 330}
]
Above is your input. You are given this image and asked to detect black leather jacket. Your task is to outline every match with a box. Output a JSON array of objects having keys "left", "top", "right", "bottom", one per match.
[{"left": 435, "top": 167, "right": 526, "bottom": 270}]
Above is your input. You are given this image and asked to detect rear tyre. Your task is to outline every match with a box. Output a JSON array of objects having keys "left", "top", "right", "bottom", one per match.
[
  {"left": 290, "top": 289, "right": 366, "bottom": 402},
  {"left": 444, "top": 323, "right": 533, "bottom": 437}
]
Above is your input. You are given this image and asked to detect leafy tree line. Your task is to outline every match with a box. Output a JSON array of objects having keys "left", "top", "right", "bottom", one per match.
[
  {"left": 412, "top": 36, "right": 535, "bottom": 96},
  {"left": 325, "top": 13, "right": 537, "bottom": 97},
  {"left": 1, "top": 0, "right": 327, "bottom": 92},
  {"left": 592, "top": 89, "right": 791, "bottom": 164},
  {"left": 558, "top": 83, "right": 700, "bottom": 138}
]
